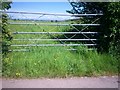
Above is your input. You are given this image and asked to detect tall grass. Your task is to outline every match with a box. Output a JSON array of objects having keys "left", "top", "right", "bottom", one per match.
[{"left": 2, "top": 46, "right": 118, "bottom": 78}]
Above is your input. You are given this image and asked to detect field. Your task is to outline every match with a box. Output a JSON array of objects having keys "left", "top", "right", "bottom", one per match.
[{"left": 2, "top": 20, "right": 118, "bottom": 78}]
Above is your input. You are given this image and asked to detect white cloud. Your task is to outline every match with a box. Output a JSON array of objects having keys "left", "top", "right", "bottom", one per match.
[{"left": 8, "top": 11, "right": 78, "bottom": 21}]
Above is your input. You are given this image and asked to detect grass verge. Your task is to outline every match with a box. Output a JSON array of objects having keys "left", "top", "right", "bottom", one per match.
[{"left": 2, "top": 46, "right": 118, "bottom": 78}]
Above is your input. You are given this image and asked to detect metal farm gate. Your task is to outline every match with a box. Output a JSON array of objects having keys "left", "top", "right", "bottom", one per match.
[{"left": 2, "top": 11, "right": 103, "bottom": 52}]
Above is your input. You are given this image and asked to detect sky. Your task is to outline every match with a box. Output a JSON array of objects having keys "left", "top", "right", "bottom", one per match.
[
  {"left": 8, "top": 1, "right": 74, "bottom": 20},
  {"left": 9, "top": 2, "right": 72, "bottom": 13}
]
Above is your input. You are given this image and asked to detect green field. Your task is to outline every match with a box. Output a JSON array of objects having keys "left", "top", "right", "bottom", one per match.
[{"left": 2, "top": 20, "right": 118, "bottom": 78}]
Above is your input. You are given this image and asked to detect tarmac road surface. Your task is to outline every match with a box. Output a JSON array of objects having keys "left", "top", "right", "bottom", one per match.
[{"left": 1, "top": 76, "right": 119, "bottom": 88}]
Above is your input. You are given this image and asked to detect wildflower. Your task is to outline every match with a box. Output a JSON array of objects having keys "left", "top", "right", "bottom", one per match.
[{"left": 16, "top": 72, "right": 21, "bottom": 76}]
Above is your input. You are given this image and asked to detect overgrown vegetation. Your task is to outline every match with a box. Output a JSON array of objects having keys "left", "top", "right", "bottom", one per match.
[
  {"left": 107, "top": 3, "right": 120, "bottom": 60},
  {"left": 67, "top": 2, "right": 120, "bottom": 59},
  {"left": 1, "top": 0, "right": 12, "bottom": 77},
  {"left": 3, "top": 46, "right": 118, "bottom": 78},
  {"left": 1, "top": 1, "right": 12, "bottom": 55}
]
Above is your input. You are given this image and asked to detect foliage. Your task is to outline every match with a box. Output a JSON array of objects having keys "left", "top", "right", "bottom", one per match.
[
  {"left": 2, "top": 14, "right": 12, "bottom": 54},
  {"left": 67, "top": 2, "right": 120, "bottom": 57},
  {"left": 107, "top": 3, "right": 120, "bottom": 59},
  {"left": 66, "top": 2, "right": 106, "bottom": 14},
  {"left": 1, "top": 1, "right": 12, "bottom": 10},
  {"left": 1, "top": 1, "right": 12, "bottom": 55}
]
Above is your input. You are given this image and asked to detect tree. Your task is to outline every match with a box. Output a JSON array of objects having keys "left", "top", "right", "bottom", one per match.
[
  {"left": 1, "top": 1, "right": 12, "bottom": 10},
  {"left": 67, "top": 2, "right": 120, "bottom": 55},
  {"left": 107, "top": 3, "right": 120, "bottom": 59},
  {"left": 1, "top": 1, "right": 12, "bottom": 55}
]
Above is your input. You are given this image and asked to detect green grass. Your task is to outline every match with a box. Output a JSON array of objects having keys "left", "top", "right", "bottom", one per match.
[
  {"left": 2, "top": 20, "right": 118, "bottom": 78},
  {"left": 3, "top": 46, "right": 118, "bottom": 78}
]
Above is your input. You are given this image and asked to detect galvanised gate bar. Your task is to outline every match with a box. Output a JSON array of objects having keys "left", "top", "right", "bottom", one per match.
[{"left": 1, "top": 11, "right": 103, "bottom": 52}]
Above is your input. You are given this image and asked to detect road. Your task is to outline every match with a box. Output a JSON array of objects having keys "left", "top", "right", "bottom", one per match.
[{"left": 1, "top": 76, "right": 119, "bottom": 88}]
